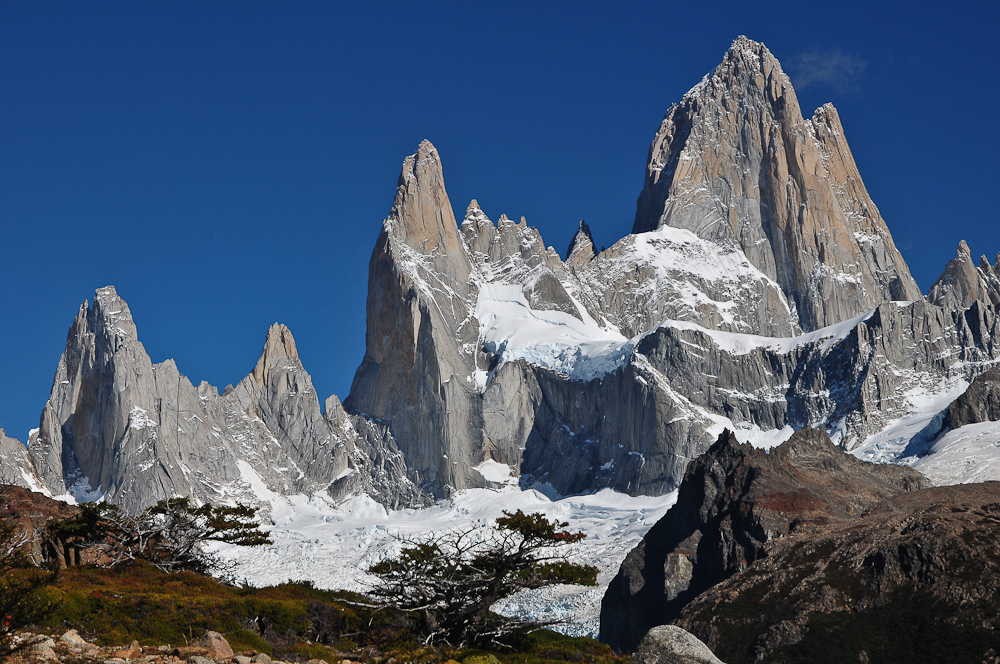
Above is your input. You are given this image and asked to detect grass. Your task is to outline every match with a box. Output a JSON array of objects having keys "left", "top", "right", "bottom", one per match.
[{"left": 29, "top": 562, "right": 624, "bottom": 664}]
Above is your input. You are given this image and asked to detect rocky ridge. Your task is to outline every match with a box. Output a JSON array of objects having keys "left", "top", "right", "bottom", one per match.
[
  {"left": 599, "top": 428, "right": 927, "bottom": 651},
  {"left": 675, "top": 482, "right": 1000, "bottom": 663},
  {"left": 2, "top": 36, "right": 1000, "bottom": 513},
  {"left": 16, "top": 287, "right": 419, "bottom": 513}
]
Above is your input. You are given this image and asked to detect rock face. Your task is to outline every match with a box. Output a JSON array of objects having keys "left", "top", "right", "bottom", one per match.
[
  {"left": 632, "top": 36, "right": 921, "bottom": 332},
  {"left": 928, "top": 240, "right": 1000, "bottom": 310},
  {"left": 675, "top": 483, "right": 1000, "bottom": 663},
  {"left": 946, "top": 367, "right": 1000, "bottom": 428},
  {"left": 631, "top": 625, "right": 724, "bottom": 664},
  {"left": 600, "top": 428, "right": 927, "bottom": 652},
  {"left": 0, "top": 430, "right": 45, "bottom": 492},
  {"left": 20, "top": 286, "right": 419, "bottom": 513}
]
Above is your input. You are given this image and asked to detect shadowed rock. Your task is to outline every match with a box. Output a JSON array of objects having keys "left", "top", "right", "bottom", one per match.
[{"left": 600, "top": 427, "right": 927, "bottom": 651}]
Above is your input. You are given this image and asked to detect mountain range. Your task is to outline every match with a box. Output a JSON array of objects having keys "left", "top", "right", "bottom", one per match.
[{"left": 2, "top": 36, "right": 998, "bottom": 522}]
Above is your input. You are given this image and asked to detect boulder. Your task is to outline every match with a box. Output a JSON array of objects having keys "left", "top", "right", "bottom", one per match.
[
  {"left": 631, "top": 625, "right": 723, "bottom": 664},
  {"left": 191, "top": 631, "right": 233, "bottom": 659},
  {"left": 59, "top": 629, "right": 87, "bottom": 646},
  {"left": 112, "top": 640, "right": 142, "bottom": 659}
]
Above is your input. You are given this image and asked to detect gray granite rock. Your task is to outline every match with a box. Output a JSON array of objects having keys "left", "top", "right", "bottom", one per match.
[
  {"left": 0, "top": 429, "right": 44, "bottom": 490},
  {"left": 928, "top": 240, "right": 997, "bottom": 310},
  {"left": 631, "top": 36, "right": 921, "bottom": 332},
  {"left": 947, "top": 368, "right": 1000, "bottom": 429},
  {"left": 631, "top": 625, "right": 723, "bottom": 664},
  {"left": 19, "top": 287, "right": 396, "bottom": 513}
]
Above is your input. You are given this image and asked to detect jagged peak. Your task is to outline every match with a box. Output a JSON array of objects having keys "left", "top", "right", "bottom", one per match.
[
  {"left": 928, "top": 240, "right": 990, "bottom": 309},
  {"left": 87, "top": 285, "right": 138, "bottom": 342},
  {"left": 388, "top": 140, "right": 461, "bottom": 248},
  {"left": 566, "top": 219, "right": 596, "bottom": 267},
  {"left": 262, "top": 322, "right": 299, "bottom": 362},
  {"left": 384, "top": 141, "right": 472, "bottom": 288},
  {"left": 248, "top": 323, "right": 302, "bottom": 387},
  {"left": 461, "top": 199, "right": 492, "bottom": 230},
  {"left": 674, "top": 36, "right": 785, "bottom": 105}
]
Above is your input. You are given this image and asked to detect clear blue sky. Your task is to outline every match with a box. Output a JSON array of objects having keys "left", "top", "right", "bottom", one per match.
[{"left": 2, "top": 1, "right": 998, "bottom": 442}]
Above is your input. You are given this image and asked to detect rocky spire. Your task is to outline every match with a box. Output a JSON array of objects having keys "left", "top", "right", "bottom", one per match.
[
  {"left": 928, "top": 240, "right": 994, "bottom": 310},
  {"left": 566, "top": 220, "right": 596, "bottom": 268},
  {"left": 0, "top": 430, "right": 45, "bottom": 492},
  {"left": 346, "top": 141, "right": 487, "bottom": 497},
  {"left": 22, "top": 287, "right": 365, "bottom": 512},
  {"left": 631, "top": 36, "right": 921, "bottom": 331},
  {"left": 388, "top": 139, "right": 473, "bottom": 290}
]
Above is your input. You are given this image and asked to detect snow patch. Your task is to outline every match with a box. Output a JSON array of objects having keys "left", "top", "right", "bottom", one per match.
[
  {"left": 473, "top": 459, "right": 515, "bottom": 484},
  {"left": 476, "top": 283, "right": 633, "bottom": 382},
  {"left": 912, "top": 421, "right": 1000, "bottom": 485},
  {"left": 659, "top": 306, "right": 876, "bottom": 356}
]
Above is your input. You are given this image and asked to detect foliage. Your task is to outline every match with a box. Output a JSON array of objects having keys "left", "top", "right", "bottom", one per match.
[
  {"left": 368, "top": 510, "right": 598, "bottom": 647},
  {"left": 28, "top": 561, "right": 621, "bottom": 664},
  {"left": 0, "top": 518, "right": 57, "bottom": 656},
  {"left": 49, "top": 498, "right": 271, "bottom": 575}
]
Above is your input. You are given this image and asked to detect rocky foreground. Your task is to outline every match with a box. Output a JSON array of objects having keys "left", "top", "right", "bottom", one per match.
[
  {"left": 601, "top": 425, "right": 1000, "bottom": 662},
  {"left": 7, "top": 630, "right": 344, "bottom": 664}
]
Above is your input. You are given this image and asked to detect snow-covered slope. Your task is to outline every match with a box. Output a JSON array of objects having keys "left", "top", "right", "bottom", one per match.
[{"left": 216, "top": 482, "right": 677, "bottom": 638}]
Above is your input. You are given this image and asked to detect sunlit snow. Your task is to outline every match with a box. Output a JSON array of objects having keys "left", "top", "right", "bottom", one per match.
[{"left": 215, "top": 485, "right": 677, "bottom": 638}]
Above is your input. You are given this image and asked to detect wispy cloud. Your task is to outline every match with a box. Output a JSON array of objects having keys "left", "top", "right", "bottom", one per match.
[{"left": 787, "top": 48, "right": 868, "bottom": 93}]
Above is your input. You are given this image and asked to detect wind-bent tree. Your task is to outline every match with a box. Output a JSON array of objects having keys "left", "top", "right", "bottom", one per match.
[
  {"left": 369, "top": 510, "right": 598, "bottom": 647},
  {"left": 50, "top": 497, "right": 271, "bottom": 575}
]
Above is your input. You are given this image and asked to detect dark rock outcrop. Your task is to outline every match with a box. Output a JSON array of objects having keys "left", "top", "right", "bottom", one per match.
[
  {"left": 676, "top": 482, "right": 1000, "bottom": 663},
  {"left": 599, "top": 428, "right": 927, "bottom": 652},
  {"left": 947, "top": 367, "right": 1000, "bottom": 429}
]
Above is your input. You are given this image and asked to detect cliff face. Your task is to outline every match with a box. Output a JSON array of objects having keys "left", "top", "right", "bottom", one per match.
[
  {"left": 676, "top": 483, "right": 1000, "bottom": 663},
  {"left": 599, "top": 428, "right": 927, "bottom": 651},
  {"left": 18, "top": 287, "right": 419, "bottom": 513},
  {"left": 631, "top": 36, "right": 921, "bottom": 332}
]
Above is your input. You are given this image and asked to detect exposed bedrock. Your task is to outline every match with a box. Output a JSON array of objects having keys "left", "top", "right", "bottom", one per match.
[
  {"left": 632, "top": 36, "right": 920, "bottom": 332},
  {"left": 599, "top": 427, "right": 927, "bottom": 652}
]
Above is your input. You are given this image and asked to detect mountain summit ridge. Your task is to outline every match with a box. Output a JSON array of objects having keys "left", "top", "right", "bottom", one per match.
[
  {"left": 633, "top": 36, "right": 921, "bottom": 332},
  {"left": 2, "top": 37, "right": 999, "bottom": 514}
]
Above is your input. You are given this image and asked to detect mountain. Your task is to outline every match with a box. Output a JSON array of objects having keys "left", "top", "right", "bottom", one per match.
[
  {"left": 17, "top": 286, "right": 420, "bottom": 513},
  {"left": 674, "top": 481, "right": 1000, "bottom": 662},
  {"left": 343, "top": 36, "right": 999, "bottom": 500},
  {"left": 599, "top": 427, "right": 927, "bottom": 651},
  {"left": 632, "top": 36, "right": 921, "bottom": 332},
  {"left": 3, "top": 36, "right": 999, "bottom": 515}
]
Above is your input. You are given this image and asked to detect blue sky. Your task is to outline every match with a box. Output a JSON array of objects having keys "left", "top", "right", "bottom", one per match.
[{"left": 1, "top": 1, "right": 998, "bottom": 442}]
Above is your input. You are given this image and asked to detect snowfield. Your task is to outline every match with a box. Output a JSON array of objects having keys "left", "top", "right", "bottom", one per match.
[{"left": 214, "top": 481, "right": 677, "bottom": 638}]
